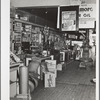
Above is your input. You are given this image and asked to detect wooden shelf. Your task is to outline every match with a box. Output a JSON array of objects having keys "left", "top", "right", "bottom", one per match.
[
  {"left": 14, "top": 18, "right": 44, "bottom": 28},
  {"left": 14, "top": 18, "right": 59, "bottom": 33}
]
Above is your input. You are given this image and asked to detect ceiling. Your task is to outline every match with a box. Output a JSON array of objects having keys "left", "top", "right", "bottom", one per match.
[{"left": 18, "top": 6, "right": 58, "bottom": 28}]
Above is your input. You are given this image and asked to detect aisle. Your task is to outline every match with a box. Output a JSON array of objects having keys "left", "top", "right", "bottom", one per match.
[
  {"left": 31, "top": 61, "right": 96, "bottom": 100},
  {"left": 57, "top": 61, "right": 95, "bottom": 85}
]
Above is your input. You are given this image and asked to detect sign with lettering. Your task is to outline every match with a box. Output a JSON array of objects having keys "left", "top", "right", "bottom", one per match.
[
  {"left": 79, "top": 4, "right": 96, "bottom": 19},
  {"left": 68, "top": 34, "right": 78, "bottom": 39},
  {"left": 79, "top": 4, "right": 96, "bottom": 28},
  {"left": 66, "top": 29, "right": 86, "bottom": 41}
]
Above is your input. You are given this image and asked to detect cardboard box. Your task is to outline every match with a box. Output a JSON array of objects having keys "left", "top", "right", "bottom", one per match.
[
  {"left": 44, "top": 72, "right": 56, "bottom": 88},
  {"left": 57, "top": 64, "right": 62, "bottom": 71},
  {"left": 45, "top": 60, "right": 57, "bottom": 77},
  {"left": 10, "top": 83, "right": 17, "bottom": 97}
]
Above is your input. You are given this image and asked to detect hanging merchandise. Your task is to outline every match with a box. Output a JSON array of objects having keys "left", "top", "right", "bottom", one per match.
[
  {"left": 43, "top": 26, "right": 49, "bottom": 37},
  {"left": 31, "top": 33, "right": 39, "bottom": 46}
]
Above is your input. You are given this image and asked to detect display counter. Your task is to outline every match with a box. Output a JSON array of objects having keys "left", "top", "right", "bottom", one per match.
[{"left": 25, "top": 54, "right": 51, "bottom": 66}]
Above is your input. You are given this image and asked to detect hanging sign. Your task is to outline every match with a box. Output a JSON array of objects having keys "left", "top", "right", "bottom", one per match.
[
  {"left": 79, "top": 4, "right": 96, "bottom": 19},
  {"left": 79, "top": 4, "right": 96, "bottom": 28}
]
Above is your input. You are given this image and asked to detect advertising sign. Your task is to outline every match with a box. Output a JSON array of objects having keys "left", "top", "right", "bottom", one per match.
[
  {"left": 79, "top": 4, "right": 96, "bottom": 19},
  {"left": 62, "top": 11, "right": 76, "bottom": 31},
  {"left": 60, "top": 6, "right": 79, "bottom": 32},
  {"left": 79, "top": 4, "right": 96, "bottom": 28}
]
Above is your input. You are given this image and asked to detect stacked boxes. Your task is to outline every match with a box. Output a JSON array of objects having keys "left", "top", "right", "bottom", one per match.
[
  {"left": 44, "top": 72, "right": 56, "bottom": 88},
  {"left": 44, "top": 60, "right": 56, "bottom": 88}
]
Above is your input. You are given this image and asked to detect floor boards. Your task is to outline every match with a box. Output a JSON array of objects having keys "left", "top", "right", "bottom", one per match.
[{"left": 31, "top": 61, "right": 96, "bottom": 100}]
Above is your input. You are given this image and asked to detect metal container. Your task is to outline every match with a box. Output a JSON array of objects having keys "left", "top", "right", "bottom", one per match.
[{"left": 19, "top": 66, "right": 29, "bottom": 95}]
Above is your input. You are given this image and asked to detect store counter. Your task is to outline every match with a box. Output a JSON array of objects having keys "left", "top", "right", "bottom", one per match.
[{"left": 25, "top": 54, "right": 51, "bottom": 66}]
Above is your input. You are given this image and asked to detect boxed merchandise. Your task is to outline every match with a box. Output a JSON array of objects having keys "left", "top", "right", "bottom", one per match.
[
  {"left": 44, "top": 72, "right": 56, "bottom": 88},
  {"left": 57, "top": 63, "right": 63, "bottom": 71}
]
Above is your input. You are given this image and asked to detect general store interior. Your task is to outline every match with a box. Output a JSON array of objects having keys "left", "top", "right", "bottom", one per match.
[{"left": 10, "top": 0, "right": 97, "bottom": 100}]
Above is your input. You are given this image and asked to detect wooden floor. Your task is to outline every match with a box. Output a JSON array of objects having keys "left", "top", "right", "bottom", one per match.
[{"left": 31, "top": 61, "right": 96, "bottom": 100}]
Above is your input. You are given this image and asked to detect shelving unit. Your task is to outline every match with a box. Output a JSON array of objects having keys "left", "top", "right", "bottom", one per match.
[{"left": 11, "top": 15, "right": 63, "bottom": 56}]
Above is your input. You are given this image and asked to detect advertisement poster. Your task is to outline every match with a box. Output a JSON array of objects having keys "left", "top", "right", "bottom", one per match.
[
  {"left": 79, "top": 4, "right": 96, "bottom": 28},
  {"left": 61, "top": 11, "right": 76, "bottom": 31}
]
